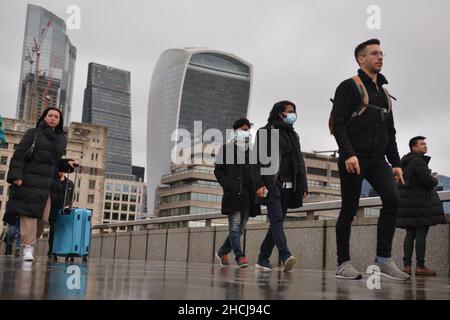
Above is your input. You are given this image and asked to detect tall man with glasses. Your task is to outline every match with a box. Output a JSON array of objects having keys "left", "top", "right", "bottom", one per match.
[{"left": 330, "top": 39, "right": 409, "bottom": 281}]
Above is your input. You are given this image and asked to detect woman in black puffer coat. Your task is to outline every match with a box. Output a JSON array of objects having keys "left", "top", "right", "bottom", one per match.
[
  {"left": 4, "top": 107, "right": 76, "bottom": 261},
  {"left": 397, "top": 137, "right": 447, "bottom": 276}
]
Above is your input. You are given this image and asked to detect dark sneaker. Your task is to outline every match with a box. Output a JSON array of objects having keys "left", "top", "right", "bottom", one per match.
[
  {"left": 373, "top": 258, "right": 409, "bottom": 281},
  {"left": 216, "top": 253, "right": 230, "bottom": 266},
  {"left": 14, "top": 247, "right": 21, "bottom": 258},
  {"left": 403, "top": 266, "right": 412, "bottom": 275},
  {"left": 255, "top": 260, "right": 273, "bottom": 271},
  {"left": 335, "top": 261, "right": 363, "bottom": 280},
  {"left": 237, "top": 256, "right": 249, "bottom": 268},
  {"left": 282, "top": 256, "right": 296, "bottom": 272},
  {"left": 5, "top": 244, "right": 12, "bottom": 255},
  {"left": 416, "top": 266, "right": 437, "bottom": 277}
]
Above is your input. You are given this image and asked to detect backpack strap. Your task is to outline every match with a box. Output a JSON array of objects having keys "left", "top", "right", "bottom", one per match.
[
  {"left": 382, "top": 87, "right": 392, "bottom": 113},
  {"left": 351, "top": 75, "right": 369, "bottom": 116},
  {"left": 329, "top": 75, "right": 393, "bottom": 135}
]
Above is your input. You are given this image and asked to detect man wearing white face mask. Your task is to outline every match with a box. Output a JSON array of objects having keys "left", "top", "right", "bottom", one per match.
[{"left": 214, "top": 118, "right": 262, "bottom": 268}]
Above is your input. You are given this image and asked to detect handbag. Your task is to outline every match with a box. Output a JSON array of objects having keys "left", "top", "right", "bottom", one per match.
[{"left": 24, "top": 132, "right": 38, "bottom": 162}]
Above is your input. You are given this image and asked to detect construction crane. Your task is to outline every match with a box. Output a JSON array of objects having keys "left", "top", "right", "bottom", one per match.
[
  {"left": 24, "top": 47, "right": 34, "bottom": 73},
  {"left": 26, "top": 18, "right": 52, "bottom": 122},
  {"left": 42, "top": 56, "right": 60, "bottom": 109}
]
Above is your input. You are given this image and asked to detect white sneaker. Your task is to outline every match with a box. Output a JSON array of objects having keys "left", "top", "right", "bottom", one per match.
[{"left": 23, "top": 245, "right": 34, "bottom": 262}]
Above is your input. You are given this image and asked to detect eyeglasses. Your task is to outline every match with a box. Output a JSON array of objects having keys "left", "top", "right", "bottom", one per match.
[{"left": 362, "top": 51, "right": 386, "bottom": 58}]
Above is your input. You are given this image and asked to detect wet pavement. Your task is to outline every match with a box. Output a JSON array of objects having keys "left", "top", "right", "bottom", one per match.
[{"left": 0, "top": 256, "right": 449, "bottom": 300}]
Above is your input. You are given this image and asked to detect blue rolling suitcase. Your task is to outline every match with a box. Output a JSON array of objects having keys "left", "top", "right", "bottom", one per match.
[{"left": 52, "top": 167, "right": 92, "bottom": 263}]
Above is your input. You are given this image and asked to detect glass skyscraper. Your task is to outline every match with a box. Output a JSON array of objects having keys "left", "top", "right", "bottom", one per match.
[
  {"left": 16, "top": 4, "right": 76, "bottom": 126},
  {"left": 82, "top": 62, "right": 132, "bottom": 175},
  {"left": 146, "top": 48, "right": 252, "bottom": 216}
]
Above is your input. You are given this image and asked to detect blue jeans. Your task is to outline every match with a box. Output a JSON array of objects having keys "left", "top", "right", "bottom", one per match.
[
  {"left": 258, "top": 186, "right": 292, "bottom": 263},
  {"left": 6, "top": 222, "right": 21, "bottom": 248},
  {"left": 218, "top": 210, "right": 249, "bottom": 261}
]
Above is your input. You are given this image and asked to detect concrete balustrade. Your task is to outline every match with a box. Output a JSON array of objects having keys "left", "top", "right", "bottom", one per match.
[
  {"left": 188, "top": 226, "right": 215, "bottom": 263},
  {"left": 166, "top": 228, "right": 189, "bottom": 262},
  {"left": 146, "top": 229, "right": 167, "bottom": 261},
  {"left": 114, "top": 231, "right": 132, "bottom": 259},
  {"left": 101, "top": 232, "right": 116, "bottom": 259},
  {"left": 89, "top": 234, "right": 102, "bottom": 258},
  {"left": 129, "top": 230, "right": 148, "bottom": 260}
]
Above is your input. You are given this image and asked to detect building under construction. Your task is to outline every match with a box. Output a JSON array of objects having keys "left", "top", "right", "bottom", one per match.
[
  {"left": 15, "top": 4, "right": 76, "bottom": 125},
  {"left": 18, "top": 73, "right": 61, "bottom": 123}
]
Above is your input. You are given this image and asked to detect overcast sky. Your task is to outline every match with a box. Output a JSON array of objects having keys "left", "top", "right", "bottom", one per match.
[{"left": 1, "top": 0, "right": 449, "bottom": 177}]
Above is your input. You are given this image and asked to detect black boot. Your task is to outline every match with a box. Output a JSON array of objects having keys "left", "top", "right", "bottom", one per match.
[{"left": 5, "top": 244, "right": 12, "bottom": 255}]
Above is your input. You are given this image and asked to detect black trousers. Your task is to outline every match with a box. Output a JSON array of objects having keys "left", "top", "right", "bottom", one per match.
[
  {"left": 48, "top": 210, "right": 56, "bottom": 256},
  {"left": 403, "top": 226, "right": 429, "bottom": 268},
  {"left": 336, "top": 157, "right": 400, "bottom": 265}
]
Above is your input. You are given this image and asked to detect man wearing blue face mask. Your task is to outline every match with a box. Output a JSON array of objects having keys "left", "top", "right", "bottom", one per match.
[
  {"left": 214, "top": 118, "right": 262, "bottom": 268},
  {"left": 251, "top": 101, "right": 308, "bottom": 272}
]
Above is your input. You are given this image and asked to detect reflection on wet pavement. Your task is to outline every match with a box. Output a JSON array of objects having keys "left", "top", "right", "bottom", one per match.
[{"left": 0, "top": 256, "right": 449, "bottom": 300}]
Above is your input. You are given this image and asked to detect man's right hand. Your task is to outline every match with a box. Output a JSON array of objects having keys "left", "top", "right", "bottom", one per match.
[
  {"left": 345, "top": 156, "right": 360, "bottom": 175},
  {"left": 256, "top": 186, "right": 268, "bottom": 199},
  {"left": 13, "top": 179, "right": 23, "bottom": 186}
]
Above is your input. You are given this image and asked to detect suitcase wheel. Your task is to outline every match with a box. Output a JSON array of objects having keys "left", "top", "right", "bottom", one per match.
[
  {"left": 82, "top": 256, "right": 88, "bottom": 263},
  {"left": 65, "top": 256, "right": 75, "bottom": 263}
]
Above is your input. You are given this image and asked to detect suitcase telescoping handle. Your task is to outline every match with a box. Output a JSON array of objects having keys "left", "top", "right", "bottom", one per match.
[{"left": 62, "top": 164, "right": 80, "bottom": 214}]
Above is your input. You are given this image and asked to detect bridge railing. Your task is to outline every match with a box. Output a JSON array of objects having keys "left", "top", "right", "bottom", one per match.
[{"left": 91, "top": 191, "right": 450, "bottom": 233}]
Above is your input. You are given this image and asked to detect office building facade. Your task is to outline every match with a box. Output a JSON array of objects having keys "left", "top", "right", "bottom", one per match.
[{"left": 82, "top": 62, "right": 132, "bottom": 175}]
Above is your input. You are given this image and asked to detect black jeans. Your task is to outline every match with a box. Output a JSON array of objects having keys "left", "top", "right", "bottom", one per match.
[
  {"left": 403, "top": 226, "right": 429, "bottom": 268},
  {"left": 48, "top": 209, "right": 56, "bottom": 256},
  {"left": 336, "top": 157, "right": 400, "bottom": 265},
  {"left": 258, "top": 186, "right": 292, "bottom": 263}
]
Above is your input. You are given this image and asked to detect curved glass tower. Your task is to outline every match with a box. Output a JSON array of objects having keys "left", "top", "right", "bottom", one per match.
[{"left": 146, "top": 48, "right": 252, "bottom": 216}]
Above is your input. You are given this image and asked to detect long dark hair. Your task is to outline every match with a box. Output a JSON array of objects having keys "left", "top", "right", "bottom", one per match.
[
  {"left": 36, "top": 107, "right": 64, "bottom": 133},
  {"left": 267, "top": 100, "right": 296, "bottom": 124}
]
